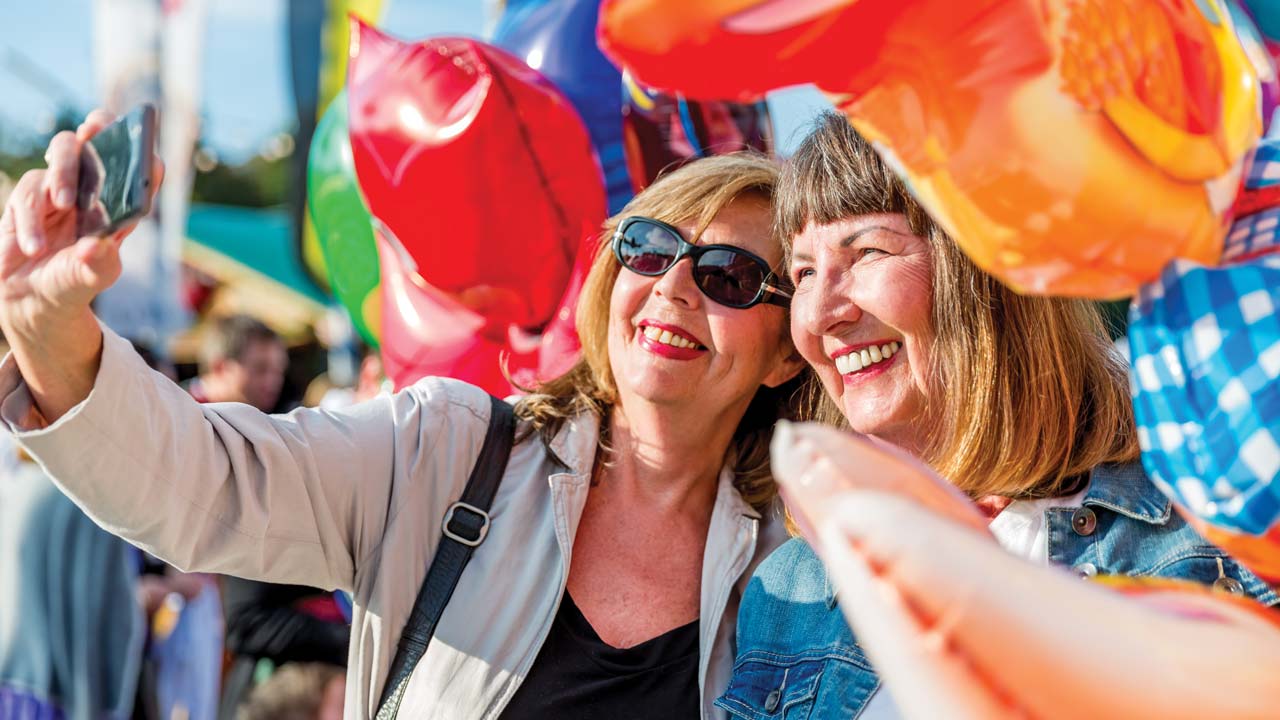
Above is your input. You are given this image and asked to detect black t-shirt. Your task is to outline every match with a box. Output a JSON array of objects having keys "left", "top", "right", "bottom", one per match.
[{"left": 500, "top": 592, "right": 701, "bottom": 719}]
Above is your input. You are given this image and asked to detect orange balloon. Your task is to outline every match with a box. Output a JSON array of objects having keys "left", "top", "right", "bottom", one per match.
[{"left": 600, "top": 0, "right": 1262, "bottom": 298}]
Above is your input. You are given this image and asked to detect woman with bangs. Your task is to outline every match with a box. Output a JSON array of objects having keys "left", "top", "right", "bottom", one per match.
[
  {"left": 0, "top": 111, "right": 807, "bottom": 719},
  {"left": 713, "top": 113, "right": 1280, "bottom": 719}
]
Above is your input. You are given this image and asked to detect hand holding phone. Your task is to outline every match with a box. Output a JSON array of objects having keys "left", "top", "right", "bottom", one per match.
[
  {"left": 76, "top": 104, "right": 157, "bottom": 238},
  {"left": 0, "top": 106, "right": 162, "bottom": 423}
]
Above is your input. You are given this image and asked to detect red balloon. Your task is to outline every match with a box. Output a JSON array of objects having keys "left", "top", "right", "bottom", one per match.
[
  {"left": 376, "top": 229, "right": 512, "bottom": 395},
  {"left": 347, "top": 20, "right": 607, "bottom": 390}
]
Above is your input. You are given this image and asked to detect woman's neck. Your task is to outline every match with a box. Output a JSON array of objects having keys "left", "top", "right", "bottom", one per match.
[{"left": 597, "top": 396, "right": 746, "bottom": 520}]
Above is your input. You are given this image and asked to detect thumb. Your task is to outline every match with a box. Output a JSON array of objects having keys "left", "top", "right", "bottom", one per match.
[{"left": 73, "top": 236, "right": 122, "bottom": 293}]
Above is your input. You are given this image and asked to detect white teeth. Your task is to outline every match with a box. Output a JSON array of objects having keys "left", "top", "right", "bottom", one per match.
[
  {"left": 642, "top": 325, "right": 699, "bottom": 350},
  {"left": 835, "top": 341, "right": 902, "bottom": 375}
]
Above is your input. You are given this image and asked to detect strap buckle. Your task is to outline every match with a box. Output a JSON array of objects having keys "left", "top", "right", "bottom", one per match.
[{"left": 442, "top": 501, "right": 490, "bottom": 547}]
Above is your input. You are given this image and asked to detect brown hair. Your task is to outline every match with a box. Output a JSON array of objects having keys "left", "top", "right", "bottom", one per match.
[
  {"left": 777, "top": 113, "right": 1138, "bottom": 499},
  {"left": 200, "top": 314, "right": 282, "bottom": 371},
  {"left": 515, "top": 153, "right": 806, "bottom": 512}
]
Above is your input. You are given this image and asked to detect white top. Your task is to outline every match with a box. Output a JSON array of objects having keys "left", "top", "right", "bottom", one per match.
[
  {"left": 0, "top": 326, "right": 787, "bottom": 720},
  {"left": 858, "top": 483, "right": 1092, "bottom": 719}
]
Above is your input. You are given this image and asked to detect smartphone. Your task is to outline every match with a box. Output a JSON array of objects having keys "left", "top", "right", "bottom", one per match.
[{"left": 76, "top": 104, "right": 157, "bottom": 238}]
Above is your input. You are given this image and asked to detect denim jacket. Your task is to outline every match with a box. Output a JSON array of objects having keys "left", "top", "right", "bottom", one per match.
[{"left": 716, "top": 462, "right": 1280, "bottom": 719}]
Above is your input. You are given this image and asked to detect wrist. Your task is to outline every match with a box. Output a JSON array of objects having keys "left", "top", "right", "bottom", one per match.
[
  {"left": 6, "top": 308, "right": 104, "bottom": 423},
  {"left": 9, "top": 305, "right": 100, "bottom": 356}
]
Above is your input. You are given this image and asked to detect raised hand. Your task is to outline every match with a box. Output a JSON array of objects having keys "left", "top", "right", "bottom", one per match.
[
  {"left": 770, "top": 421, "right": 990, "bottom": 539},
  {"left": 772, "top": 423, "right": 1280, "bottom": 719},
  {"left": 0, "top": 109, "right": 162, "bottom": 423}
]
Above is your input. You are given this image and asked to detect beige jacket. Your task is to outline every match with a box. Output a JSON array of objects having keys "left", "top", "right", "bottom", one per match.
[{"left": 0, "top": 327, "right": 786, "bottom": 719}]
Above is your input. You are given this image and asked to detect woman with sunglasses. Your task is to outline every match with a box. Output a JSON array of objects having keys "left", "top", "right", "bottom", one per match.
[
  {"left": 0, "top": 110, "right": 806, "bottom": 720},
  {"left": 713, "top": 113, "right": 1279, "bottom": 719}
]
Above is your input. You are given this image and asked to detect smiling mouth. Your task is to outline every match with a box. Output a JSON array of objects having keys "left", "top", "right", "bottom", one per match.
[
  {"left": 639, "top": 323, "right": 705, "bottom": 350},
  {"left": 834, "top": 341, "right": 900, "bottom": 375}
]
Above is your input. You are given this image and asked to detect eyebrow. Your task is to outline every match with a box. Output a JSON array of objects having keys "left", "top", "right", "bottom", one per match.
[
  {"left": 840, "top": 225, "right": 903, "bottom": 247},
  {"left": 792, "top": 225, "right": 904, "bottom": 262}
]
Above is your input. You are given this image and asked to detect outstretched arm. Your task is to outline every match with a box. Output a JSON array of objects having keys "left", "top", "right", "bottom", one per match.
[{"left": 773, "top": 422, "right": 1280, "bottom": 720}]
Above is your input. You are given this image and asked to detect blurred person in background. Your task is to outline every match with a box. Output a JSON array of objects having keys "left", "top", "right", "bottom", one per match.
[
  {"left": 186, "top": 314, "right": 288, "bottom": 412},
  {"left": 181, "top": 315, "right": 349, "bottom": 719},
  {"left": 235, "top": 663, "right": 345, "bottom": 720},
  {"left": 0, "top": 338, "right": 188, "bottom": 720},
  {"left": 0, "top": 449, "right": 145, "bottom": 720}
]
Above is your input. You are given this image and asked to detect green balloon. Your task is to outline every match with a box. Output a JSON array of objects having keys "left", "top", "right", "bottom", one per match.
[{"left": 308, "top": 90, "right": 381, "bottom": 347}]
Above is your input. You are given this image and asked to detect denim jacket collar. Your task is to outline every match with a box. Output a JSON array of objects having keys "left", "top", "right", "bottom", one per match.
[{"left": 1082, "top": 461, "right": 1172, "bottom": 525}]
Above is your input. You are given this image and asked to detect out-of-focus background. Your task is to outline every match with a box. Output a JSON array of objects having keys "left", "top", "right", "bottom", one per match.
[{"left": 0, "top": 0, "right": 830, "bottom": 407}]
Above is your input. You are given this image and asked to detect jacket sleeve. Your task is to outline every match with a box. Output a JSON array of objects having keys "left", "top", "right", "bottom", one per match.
[{"left": 0, "top": 325, "right": 490, "bottom": 593}]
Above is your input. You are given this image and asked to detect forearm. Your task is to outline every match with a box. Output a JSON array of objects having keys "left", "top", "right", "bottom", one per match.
[
  {"left": 4, "top": 307, "right": 102, "bottom": 425},
  {"left": 1, "top": 326, "right": 406, "bottom": 590}
]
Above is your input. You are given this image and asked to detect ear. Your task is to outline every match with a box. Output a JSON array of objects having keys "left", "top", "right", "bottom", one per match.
[
  {"left": 762, "top": 346, "right": 808, "bottom": 389},
  {"left": 208, "top": 357, "right": 230, "bottom": 377}
]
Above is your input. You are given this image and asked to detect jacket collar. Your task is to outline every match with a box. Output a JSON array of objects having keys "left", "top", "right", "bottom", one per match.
[
  {"left": 1082, "top": 461, "right": 1171, "bottom": 524},
  {"left": 547, "top": 409, "right": 601, "bottom": 478}
]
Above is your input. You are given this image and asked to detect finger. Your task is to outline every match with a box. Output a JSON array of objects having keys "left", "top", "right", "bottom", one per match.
[
  {"left": 76, "top": 109, "right": 117, "bottom": 141},
  {"left": 0, "top": 205, "right": 21, "bottom": 278},
  {"left": 772, "top": 422, "right": 990, "bottom": 535},
  {"left": 10, "top": 171, "right": 49, "bottom": 256},
  {"left": 818, "top": 492, "right": 1277, "bottom": 719},
  {"left": 147, "top": 156, "right": 165, "bottom": 207},
  {"left": 42, "top": 131, "right": 81, "bottom": 211},
  {"left": 72, "top": 235, "right": 122, "bottom": 293},
  {"left": 816, "top": 521, "right": 1021, "bottom": 720}
]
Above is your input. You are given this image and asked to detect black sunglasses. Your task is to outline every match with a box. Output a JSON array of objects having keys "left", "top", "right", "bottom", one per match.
[{"left": 612, "top": 216, "right": 792, "bottom": 309}]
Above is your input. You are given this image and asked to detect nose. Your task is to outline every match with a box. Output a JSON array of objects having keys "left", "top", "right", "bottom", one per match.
[
  {"left": 798, "top": 266, "right": 861, "bottom": 339},
  {"left": 651, "top": 256, "right": 703, "bottom": 309}
]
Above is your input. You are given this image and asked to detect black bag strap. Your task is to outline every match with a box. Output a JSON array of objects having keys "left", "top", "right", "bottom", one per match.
[{"left": 375, "top": 395, "right": 517, "bottom": 720}]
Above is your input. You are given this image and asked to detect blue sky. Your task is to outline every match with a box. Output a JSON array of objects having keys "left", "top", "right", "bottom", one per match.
[{"left": 0, "top": 0, "right": 827, "bottom": 162}]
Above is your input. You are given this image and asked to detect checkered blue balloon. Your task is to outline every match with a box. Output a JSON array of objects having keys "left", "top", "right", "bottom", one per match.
[
  {"left": 1128, "top": 137, "right": 1280, "bottom": 536},
  {"left": 1129, "top": 256, "right": 1280, "bottom": 535}
]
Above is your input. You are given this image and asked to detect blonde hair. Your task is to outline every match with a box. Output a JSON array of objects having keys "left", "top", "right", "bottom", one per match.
[
  {"left": 515, "top": 153, "right": 805, "bottom": 512},
  {"left": 777, "top": 113, "right": 1138, "bottom": 499}
]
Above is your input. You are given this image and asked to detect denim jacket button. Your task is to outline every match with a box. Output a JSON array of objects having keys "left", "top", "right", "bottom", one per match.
[
  {"left": 764, "top": 689, "right": 782, "bottom": 713},
  {"left": 1071, "top": 507, "right": 1097, "bottom": 536},
  {"left": 1213, "top": 576, "right": 1245, "bottom": 595},
  {"left": 1075, "top": 562, "right": 1098, "bottom": 578}
]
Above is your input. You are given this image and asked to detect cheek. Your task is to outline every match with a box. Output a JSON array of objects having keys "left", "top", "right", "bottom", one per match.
[
  {"left": 858, "top": 260, "right": 933, "bottom": 336},
  {"left": 607, "top": 276, "right": 636, "bottom": 337},
  {"left": 789, "top": 295, "right": 826, "bottom": 366}
]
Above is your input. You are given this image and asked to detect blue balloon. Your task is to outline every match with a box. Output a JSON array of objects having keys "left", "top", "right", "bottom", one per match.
[{"left": 494, "top": 0, "right": 631, "bottom": 213}]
